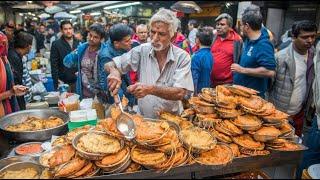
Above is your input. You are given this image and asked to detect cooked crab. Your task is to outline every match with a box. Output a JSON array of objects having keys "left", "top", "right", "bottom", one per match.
[
  {"left": 238, "top": 95, "right": 264, "bottom": 112},
  {"left": 209, "top": 128, "right": 233, "bottom": 143},
  {"left": 123, "top": 162, "right": 142, "bottom": 173},
  {"left": 199, "top": 92, "right": 216, "bottom": 103},
  {"left": 253, "top": 126, "right": 281, "bottom": 142},
  {"left": 152, "top": 147, "right": 187, "bottom": 170},
  {"left": 51, "top": 135, "right": 69, "bottom": 147},
  {"left": 131, "top": 146, "right": 168, "bottom": 166},
  {"left": 66, "top": 125, "right": 91, "bottom": 142},
  {"left": 233, "top": 115, "right": 262, "bottom": 131},
  {"left": 158, "top": 111, "right": 192, "bottom": 130},
  {"left": 215, "top": 85, "right": 238, "bottom": 109},
  {"left": 135, "top": 120, "right": 170, "bottom": 144},
  {"left": 226, "top": 85, "right": 258, "bottom": 97},
  {"left": 40, "top": 145, "right": 75, "bottom": 168},
  {"left": 196, "top": 144, "right": 233, "bottom": 165},
  {"left": 189, "top": 97, "right": 214, "bottom": 106},
  {"left": 239, "top": 147, "right": 270, "bottom": 156},
  {"left": 268, "top": 139, "right": 305, "bottom": 151},
  {"left": 179, "top": 127, "right": 217, "bottom": 151},
  {"left": 279, "top": 122, "right": 294, "bottom": 136},
  {"left": 180, "top": 108, "right": 196, "bottom": 118},
  {"left": 262, "top": 110, "right": 289, "bottom": 123},
  {"left": 215, "top": 107, "right": 241, "bottom": 119},
  {"left": 232, "top": 134, "right": 265, "bottom": 150},
  {"left": 229, "top": 143, "right": 240, "bottom": 157},
  {"left": 256, "top": 102, "right": 276, "bottom": 116},
  {"left": 54, "top": 156, "right": 87, "bottom": 178},
  {"left": 216, "top": 120, "right": 243, "bottom": 136},
  {"left": 100, "top": 146, "right": 129, "bottom": 166},
  {"left": 195, "top": 114, "right": 222, "bottom": 128},
  {"left": 68, "top": 162, "right": 97, "bottom": 178}
]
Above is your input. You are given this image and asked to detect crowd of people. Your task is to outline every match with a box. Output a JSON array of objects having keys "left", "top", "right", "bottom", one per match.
[{"left": 0, "top": 4, "right": 319, "bottom": 178}]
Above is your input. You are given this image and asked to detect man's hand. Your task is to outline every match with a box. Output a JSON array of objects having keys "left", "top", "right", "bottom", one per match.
[
  {"left": 12, "top": 85, "right": 28, "bottom": 96},
  {"left": 231, "top": 63, "right": 245, "bottom": 74},
  {"left": 107, "top": 70, "right": 122, "bottom": 96},
  {"left": 127, "top": 83, "right": 152, "bottom": 99}
]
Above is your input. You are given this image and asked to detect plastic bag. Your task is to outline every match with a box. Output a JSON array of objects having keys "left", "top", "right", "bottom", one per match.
[
  {"left": 58, "top": 92, "right": 80, "bottom": 112},
  {"left": 30, "top": 82, "right": 47, "bottom": 95}
]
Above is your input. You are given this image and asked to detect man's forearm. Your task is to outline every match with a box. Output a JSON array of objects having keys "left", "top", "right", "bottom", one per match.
[
  {"left": 148, "top": 85, "right": 187, "bottom": 101},
  {"left": 104, "top": 61, "right": 118, "bottom": 74},
  {"left": 241, "top": 67, "right": 275, "bottom": 78}
]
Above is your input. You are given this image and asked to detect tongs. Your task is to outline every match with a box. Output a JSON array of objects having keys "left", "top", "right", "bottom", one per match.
[{"left": 113, "top": 94, "right": 136, "bottom": 140}]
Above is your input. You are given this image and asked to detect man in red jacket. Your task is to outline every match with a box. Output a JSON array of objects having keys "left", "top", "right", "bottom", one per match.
[{"left": 211, "top": 13, "right": 242, "bottom": 87}]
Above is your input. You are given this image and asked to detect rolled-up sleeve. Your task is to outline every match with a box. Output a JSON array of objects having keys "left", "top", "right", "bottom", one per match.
[
  {"left": 113, "top": 45, "right": 141, "bottom": 74},
  {"left": 172, "top": 53, "right": 194, "bottom": 93}
]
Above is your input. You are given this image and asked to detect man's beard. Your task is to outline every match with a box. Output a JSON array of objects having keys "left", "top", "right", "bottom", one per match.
[
  {"left": 63, "top": 34, "right": 73, "bottom": 40},
  {"left": 151, "top": 41, "right": 165, "bottom": 51}
]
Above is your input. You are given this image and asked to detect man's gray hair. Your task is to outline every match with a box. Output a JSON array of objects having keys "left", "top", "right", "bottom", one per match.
[
  {"left": 149, "top": 8, "right": 179, "bottom": 38},
  {"left": 215, "top": 13, "right": 233, "bottom": 27},
  {"left": 136, "top": 24, "right": 148, "bottom": 31}
]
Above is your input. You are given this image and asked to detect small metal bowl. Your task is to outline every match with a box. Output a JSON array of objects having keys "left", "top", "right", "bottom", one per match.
[
  {"left": 73, "top": 131, "right": 124, "bottom": 161},
  {"left": 0, "top": 162, "right": 44, "bottom": 178},
  {"left": 14, "top": 142, "right": 44, "bottom": 157}
]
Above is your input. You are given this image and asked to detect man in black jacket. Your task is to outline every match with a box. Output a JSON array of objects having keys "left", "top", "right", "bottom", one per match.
[
  {"left": 50, "top": 21, "right": 79, "bottom": 91},
  {"left": 35, "top": 23, "right": 46, "bottom": 53}
]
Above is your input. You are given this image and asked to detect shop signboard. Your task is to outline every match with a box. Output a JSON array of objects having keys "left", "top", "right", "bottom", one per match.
[{"left": 189, "top": 6, "right": 220, "bottom": 17}]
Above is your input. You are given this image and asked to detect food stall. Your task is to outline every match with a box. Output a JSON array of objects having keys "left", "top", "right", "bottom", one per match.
[{"left": 0, "top": 85, "right": 308, "bottom": 179}]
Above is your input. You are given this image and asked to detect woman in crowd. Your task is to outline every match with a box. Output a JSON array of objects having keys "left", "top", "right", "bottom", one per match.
[{"left": 0, "top": 32, "right": 27, "bottom": 118}]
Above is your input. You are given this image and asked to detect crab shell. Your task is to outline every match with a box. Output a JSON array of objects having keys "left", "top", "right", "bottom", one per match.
[
  {"left": 232, "top": 115, "right": 262, "bottom": 131},
  {"left": 229, "top": 143, "right": 241, "bottom": 157},
  {"left": 194, "top": 143, "right": 233, "bottom": 166},
  {"left": 215, "top": 120, "right": 243, "bottom": 136},
  {"left": 262, "top": 110, "right": 289, "bottom": 123},
  {"left": 232, "top": 134, "right": 265, "bottom": 150},
  {"left": 199, "top": 92, "right": 216, "bottom": 104},
  {"left": 54, "top": 156, "right": 87, "bottom": 178},
  {"left": 239, "top": 147, "right": 270, "bottom": 156},
  {"left": 253, "top": 126, "right": 281, "bottom": 142},
  {"left": 215, "top": 107, "right": 241, "bottom": 119},
  {"left": 123, "top": 162, "right": 142, "bottom": 173},
  {"left": 131, "top": 145, "right": 168, "bottom": 166},
  {"left": 209, "top": 128, "right": 233, "bottom": 143},
  {"left": 67, "top": 162, "right": 98, "bottom": 178},
  {"left": 238, "top": 95, "right": 264, "bottom": 112},
  {"left": 39, "top": 144, "right": 76, "bottom": 169}
]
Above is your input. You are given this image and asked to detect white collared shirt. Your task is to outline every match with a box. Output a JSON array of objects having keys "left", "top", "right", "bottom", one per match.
[{"left": 113, "top": 43, "right": 194, "bottom": 118}]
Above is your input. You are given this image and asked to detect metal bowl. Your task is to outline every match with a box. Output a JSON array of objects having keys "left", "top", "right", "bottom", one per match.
[
  {"left": 73, "top": 131, "right": 124, "bottom": 161},
  {"left": 0, "top": 161, "right": 44, "bottom": 178},
  {"left": 0, "top": 109, "right": 69, "bottom": 142},
  {"left": 0, "top": 156, "right": 38, "bottom": 171}
]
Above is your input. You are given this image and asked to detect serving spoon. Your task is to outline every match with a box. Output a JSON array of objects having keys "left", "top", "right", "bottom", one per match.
[{"left": 113, "top": 94, "right": 136, "bottom": 140}]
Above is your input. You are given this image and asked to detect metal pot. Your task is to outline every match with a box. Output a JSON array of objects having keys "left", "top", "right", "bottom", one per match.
[{"left": 0, "top": 109, "right": 69, "bottom": 142}]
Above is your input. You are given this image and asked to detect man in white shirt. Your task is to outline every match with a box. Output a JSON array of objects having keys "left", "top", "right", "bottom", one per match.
[{"left": 105, "top": 9, "right": 194, "bottom": 118}]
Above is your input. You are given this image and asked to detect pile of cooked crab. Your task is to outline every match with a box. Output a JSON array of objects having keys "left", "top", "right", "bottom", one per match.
[
  {"left": 160, "top": 85, "right": 306, "bottom": 159},
  {"left": 35, "top": 86, "right": 307, "bottom": 178}
]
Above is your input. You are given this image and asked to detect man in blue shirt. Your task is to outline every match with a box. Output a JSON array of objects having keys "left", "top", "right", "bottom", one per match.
[
  {"left": 232, "top": 9, "right": 276, "bottom": 98},
  {"left": 191, "top": 27, "right": 214, "bottom": 95}
]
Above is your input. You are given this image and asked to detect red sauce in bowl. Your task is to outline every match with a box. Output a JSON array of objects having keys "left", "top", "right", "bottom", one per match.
[{"left": 15, "top": 143, "right": 43, "bottom": 155}]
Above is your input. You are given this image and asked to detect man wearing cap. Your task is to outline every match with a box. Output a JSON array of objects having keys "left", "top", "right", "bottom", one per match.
[{"left": 210, "top": 13, "right": 242, "bottom": 87}]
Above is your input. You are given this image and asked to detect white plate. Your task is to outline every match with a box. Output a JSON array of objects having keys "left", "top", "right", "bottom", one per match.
[{"left": 308, "top": 163, "right": 320, "bottom": 179}]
